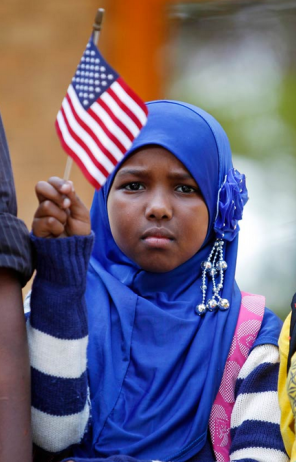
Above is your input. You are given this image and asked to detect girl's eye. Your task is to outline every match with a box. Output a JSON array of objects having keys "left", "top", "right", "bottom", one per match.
[
  {"left": 176, "top": 185, "right": 196, "bottom": 193},
  {"left": 124, "top": 182, "right": 144, "bottom": 191}
]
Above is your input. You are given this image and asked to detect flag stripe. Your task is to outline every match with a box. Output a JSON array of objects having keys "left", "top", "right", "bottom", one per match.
[
  {"left": 62, "top": 99, "right": 111, "bottom": 176},
  {"left": 116, "top": 77, "right": 149, "bottom": 123},
  {"left": 101, "top": 90, "right": 140, "bottom": 137},
  {"left": 68, "top": 85, "right": 124, "bottom": 162},
  {"left": 93, "top": 99, "right": 134, "bottom": 146},
  {"left": 55, "top": 113, "right": 106, "bottom": 188},
  {"left": 55, "top": 120, "right": 102, "bottom": 189},
  {"left": 88, "top": 104, "right": 128, "bottom": 152},
  {"left": 66, "top": 94, "right": 118, "bottom": 168},
  {"left": 97, "top": 97, "right": 134, "bottom": 143},
  {"left": 107, "top": 85, "right": 143, "bottom": 132}
]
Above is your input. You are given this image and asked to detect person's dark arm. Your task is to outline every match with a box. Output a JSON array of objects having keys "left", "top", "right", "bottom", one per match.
[
  {"left": 0, "top": 112, "right": 33, "bottom": 462},
  {"left": 0, "top": 268, "right": 31, "bottom": 462}
]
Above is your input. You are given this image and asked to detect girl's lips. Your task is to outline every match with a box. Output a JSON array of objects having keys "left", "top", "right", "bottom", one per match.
[{"left": 141, "top": 235, "right": 174, "bottom": 249}]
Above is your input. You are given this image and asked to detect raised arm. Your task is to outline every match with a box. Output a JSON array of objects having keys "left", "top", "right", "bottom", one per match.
[{"left": 28, "top": 177, "right": 93, "bottom": 452}]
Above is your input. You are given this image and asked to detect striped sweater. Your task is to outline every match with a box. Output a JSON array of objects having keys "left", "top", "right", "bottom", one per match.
[{"left": 27, "top": 234, "right": 288, "bottom": 462}]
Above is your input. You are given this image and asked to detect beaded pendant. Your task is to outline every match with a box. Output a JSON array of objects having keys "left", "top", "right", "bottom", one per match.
[{"left": 195, "top": 239, "right": 229, "bottom": 316}]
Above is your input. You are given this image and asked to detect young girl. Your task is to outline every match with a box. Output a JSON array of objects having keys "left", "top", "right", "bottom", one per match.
[{"left": 28, "top": 100, "right": 287, "bottom": 462}]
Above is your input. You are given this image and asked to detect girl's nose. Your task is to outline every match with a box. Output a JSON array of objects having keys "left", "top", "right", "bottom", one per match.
[{"left": 145, "top": 191, "right": 173, "bottom": 220}]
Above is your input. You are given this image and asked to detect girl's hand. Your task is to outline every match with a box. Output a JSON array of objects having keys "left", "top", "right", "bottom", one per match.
[{"left": 32, "top": 177, "right": 91, "bottom": 238}]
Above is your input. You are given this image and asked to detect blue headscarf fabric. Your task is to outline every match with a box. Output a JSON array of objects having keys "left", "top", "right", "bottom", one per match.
[{"left": 80, "top": 101, "right": 241, "bottom": 461}]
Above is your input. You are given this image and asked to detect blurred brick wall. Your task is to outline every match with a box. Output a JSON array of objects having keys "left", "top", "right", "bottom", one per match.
[{"left": 0, "top": 0, "right": 99, "bottom": 289}]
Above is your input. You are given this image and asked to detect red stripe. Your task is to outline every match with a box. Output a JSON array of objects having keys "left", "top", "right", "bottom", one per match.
[
  {"left": 96, "top": 97, "right": 134, "bottom": 142},
  {"left": 60, "top": 105, "right": 109, "bottom": 179},
  {"left": 55, "top": 119, "right": 102, "bottom": 190},
  {"left": 117, "top": 77, "right": 148, "bottom": 117},
  {"left": 108, "top": 83, "right": 143, "bottom": 131},
  {"left": 87, "top": 106, "right": 126, "bottom": 154},
  {"left": 66, "top": 93, "right": 118, "bottom": 167}
]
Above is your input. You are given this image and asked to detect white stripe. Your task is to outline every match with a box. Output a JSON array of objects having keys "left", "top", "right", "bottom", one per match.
[
  {"left": 32, "top": 400, "right": 90, "bottom": 452},
  {"left": 24, "top": 290, "right": 31, "bottom": 314},
  {"left": 230, "top": 447, "right": 288, "bottom": 462},
  {"left": 112, "top": 80, "right": 147, "bottom": 125},
  {"left": 62, "top": 97, "right": 114, "bottom": 173},
  {"left": 57, "top": 111, "right": 107, "bottom": 186},
  {"left": 231, "top": 391, "right": 280, "bottom": 428},
  {"left": 101, "top": 90, "right": 139, "bottom": 137},
  {"left": 238, "top": 344, "right": 279, "bottom": 379},
  {"left": 91, "top": 101, "right": 132, "bottom": 150},
  {"left": 68, "top": 85, "right": 123, "bottom": 162},
  {"left": 27, "top": 321, "right": 88, "bottom": 379}
]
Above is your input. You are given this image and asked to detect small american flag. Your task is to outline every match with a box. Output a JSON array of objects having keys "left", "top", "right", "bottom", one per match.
[{"left": 55, "top": 38, "right": 148, "bottom": 189}]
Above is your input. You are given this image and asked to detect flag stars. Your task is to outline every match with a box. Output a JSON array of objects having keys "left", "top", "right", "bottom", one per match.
[
  {"left": 101, "top": 73, "right": 106, "bottom": 79},
  {"left": 95, "top": 80, "right": 100, "bottom": 85},
  {"left": 89, "top": 94, "right": 95, "bottom": 99},
  {"left": 83, "top": 100, "right": 89, "bottom": 106},
  {"left": 95, "top": 66, "right": 99, "bottom": 71},
  {"left": 95, "top": 58, "right": 100, "bottom": 63},
  {"left": 108, "top": 74, "right": 113, "bottom": 80},
  {"left": 90, "top": 58, "right": 95, "bottom": 63},
  {"left": 100, "top": 66, "right": 106, "bottom": 71},
  {"left": 95, "top": 87, "right": 101, "bottom": 92},
  {"left": 91, "top": 50, "right": 95, "bottom": 55},
  {"left": 85, "top": 50, "right": 90, "bottom": 55},
  {"left": 102, "top": 81, "right": 107, "bottom": 86}
]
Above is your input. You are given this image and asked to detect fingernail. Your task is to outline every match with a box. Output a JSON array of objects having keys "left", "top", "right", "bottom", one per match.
[
  {"left": 60, "top": 184, "right": 68, "bottom": 192},
  {"left": 63, "top": 198, "right": 71, "bottom": 208}
]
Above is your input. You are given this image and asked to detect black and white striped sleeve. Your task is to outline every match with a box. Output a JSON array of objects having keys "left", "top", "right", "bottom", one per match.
[{"left": 229, "top": 344, "right": 288, "bottom": 462}]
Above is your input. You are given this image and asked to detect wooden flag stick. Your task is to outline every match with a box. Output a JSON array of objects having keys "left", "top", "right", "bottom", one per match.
[{"left": 63, "top": 8, "right": 105, "bottom": 181}]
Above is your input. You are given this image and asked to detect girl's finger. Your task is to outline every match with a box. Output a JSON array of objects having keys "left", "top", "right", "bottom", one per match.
[
  {"left": 35, "top": 180, "right": 71, "bottom": 209},
  {"left": 34, "top": 200, "right": 69, "bottom": 223},
  {"left": 61, "top": 182, "right": 89, "bottom": 222},
  {"left": 32, "top": 217, "right": 65, "bottom": 238}
]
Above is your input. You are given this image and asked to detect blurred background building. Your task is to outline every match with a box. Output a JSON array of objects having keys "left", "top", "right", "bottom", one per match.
[{"left": 0, "top": 0, "right": 295, "bottom": 318}]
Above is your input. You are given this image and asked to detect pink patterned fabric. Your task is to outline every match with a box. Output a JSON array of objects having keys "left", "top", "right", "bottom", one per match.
[{"left": 209, "top": 292, "right": 265, "bottom": 462}]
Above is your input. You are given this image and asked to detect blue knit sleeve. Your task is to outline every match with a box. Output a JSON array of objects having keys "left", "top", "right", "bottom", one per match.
[
  {"left": 229, "top": 344, "right": 288, "bottom": 462},
  {"left": 27, "top": 233, "right": 94, "bottom": 453}
]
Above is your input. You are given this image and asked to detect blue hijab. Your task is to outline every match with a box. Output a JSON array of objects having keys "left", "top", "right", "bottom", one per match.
[{"left": 81, "top": 101, "right": 241, "bottom": 461}]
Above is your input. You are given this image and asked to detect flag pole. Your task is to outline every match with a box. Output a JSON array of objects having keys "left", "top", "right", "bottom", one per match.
[{"left": 63, "top": 8, "right": 105, "bottom": 181}]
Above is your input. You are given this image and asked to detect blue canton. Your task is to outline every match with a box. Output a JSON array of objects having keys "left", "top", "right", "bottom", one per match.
[{"left": 72, "top": 39, "right": 119, "bottom": 109}]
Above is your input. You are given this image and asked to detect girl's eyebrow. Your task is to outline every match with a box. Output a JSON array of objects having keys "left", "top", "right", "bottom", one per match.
[
  {"left": 116, "top": 168, "right": 148, "bottom": 178},
  {"left": 116, "top": 168, "right": 194, "bottom": 181}
]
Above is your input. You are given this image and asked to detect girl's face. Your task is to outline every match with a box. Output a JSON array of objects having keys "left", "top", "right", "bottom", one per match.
[{"left": 107, "top": 146, "right": 209, "bottom": 272}]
